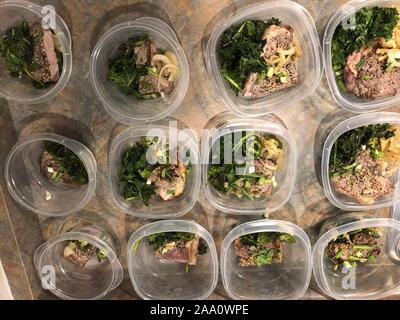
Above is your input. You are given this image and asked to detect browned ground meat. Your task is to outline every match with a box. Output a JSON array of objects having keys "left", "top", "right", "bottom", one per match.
[
  {"left": 233, "top": 238, "right": 283, "bottom": 267},
  {"left": 41, "top": 151, "right": 78, "bottom": 185},
  {"left": 344, "top": 43, "right": 400, "bottom": 99},
  {"left": 155, "top": 238, "right": 199, "bottom": 265},
  {"left": 332, "top": 151, "right": 394, "bottom": 205}
]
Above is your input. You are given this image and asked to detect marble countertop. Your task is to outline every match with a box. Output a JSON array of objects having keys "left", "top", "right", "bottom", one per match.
[{"left": 0, "top": 0, "right": 398, "bottom": 300}]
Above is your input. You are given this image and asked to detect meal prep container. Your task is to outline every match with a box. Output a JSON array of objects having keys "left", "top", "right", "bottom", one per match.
[
  {"left": 4, "top": 133, "right": 97, "bottom": 217},
  {"left": 312, "top": 213, "right": 400, "bottom": 300},
  {"left": 205, "top": 0, "right": 323, "bottom": 117},
  {"left": 220, "top": 219, "right": 312, "bottom": 300},
  {"left": 90, "top": 17, "right": 189, "bottom": 124},
  {"left": 108, "top": 125, "right": 200, "bottom": 219},
  {"left": 34, "top": 225, "right": 123, "bottom": 300},
  {"left": 127, "top": 220, "right": 218, "bottom": 300},
  {"left": 321, "top": 112, "right": 400, "bottom": 211},
  {"left": 0, "top": 0, "right": 72, "bottom": 104},
  {"left": 201, "top": 113, "right": 297, "bottom": 215},
  {"left": 323, "top": 0, "right": 400, "bottom": 113}
]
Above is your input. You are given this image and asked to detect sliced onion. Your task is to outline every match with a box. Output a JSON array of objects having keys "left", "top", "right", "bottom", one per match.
[
  {"left": 164, "top": 51, "right": 178, "bottom": 66},
  {"left": 151, "top": 54, "right": 172, "bottom": 67}
]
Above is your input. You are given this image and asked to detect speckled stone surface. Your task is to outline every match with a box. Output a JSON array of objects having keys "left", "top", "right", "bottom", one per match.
[{"left": 0, "top": 0, "right": 398, "bottom": 300}]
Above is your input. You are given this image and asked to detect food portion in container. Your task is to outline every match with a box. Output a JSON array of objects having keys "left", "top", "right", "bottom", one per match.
[
  {"left": 63, "top": 240, "right": 107, "bottom": 268},
  {"left": 326, "top": 227, "right": 382, "bottom": 270},
  {"left": 329, "top": 123, "right": 400, "bottom": 205},
  {"left": 233, "top": 232, "right": 295, "bottom": 267},
  {"left": 134, "top": 232, "right": 208, "bottom": 271},
  {"left": 118, "top": 137, "right": 189, "bottom": 206},
  {"left": 41, "top": 141, "right": 88, "bottom": 186},
  {"left": 218, "top": 19, "right": 301, "bottom": 98},
  {"left": 0, "top": 21, "right": 63, "bottom": 88},
  {"left": 332, "top": 6, "right": 400, "bottom": 99},
  {"left": 107, "top": 35, "right": 179, "bottom": 99},
  {"left": 208, "top": 132, "right": 283, "bottom": 200}
]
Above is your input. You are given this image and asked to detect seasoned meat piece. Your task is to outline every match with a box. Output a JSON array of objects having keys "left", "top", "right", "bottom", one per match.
[
  {"left": 41, "top": 151, "right": 77, "bottom": 185},
  {"left": 253, "top": 158, "right": 277, "bottom": 176},
  {"left": 155, "top": 238, "right": 200, "bottom": 265},
  {"left": 30, "top": 24, "right": 60, "bottom": 83},
  {"left": 262, "top": 25, "right": 294, "bottom": 59},
  {"left": 249, "top": 183, "right": 273, "bottom": 197},
  {"left": 134, "top": 42, "right": 151, "bottom": 66},
  {"left": 241, "top": 62, "right": 298, "bottom": 98},
  {"left": 344, "top": 43, "right": 400, "bottom": 99},
  {"left": 64, "top": 242, "right": 96, "bottom": 268},
  {"left": 149, "top": 162, "right": 187, "bottom": 201},
  {"left": 233, "top": 238, "right": 283, "bottom": 267},
  {"left": 149, "top": 42, "right": 162, "bottom": 70},
  {"left": 332, "top": 151, "right": 394, "bottom": 205},
  {"left": 138, "top": 74, "right": 175, "bottom": 96}
]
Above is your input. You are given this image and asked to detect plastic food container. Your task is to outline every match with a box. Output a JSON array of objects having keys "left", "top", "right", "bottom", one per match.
[
  {"left": 0, "top": 0, "right": 72, "bottom": 104},
  {"left": 220, "top": 219, "right": 312, "bottom": 300},
  {"left": 312, "top": 213, "right": 400, "bottom": 300},
  {"left": 205, "top": 0, "right": 322, "bottom": 117},
  {"left": 90, "top": 17, "right": 189, "bottom": 124},
  {"left": 201, "top": 113, "right": 297, "bottom": 215},
  {"left": 321, "top": 112, "right": 400, "bottom": 211},
  {"left": 34, "top": 225, "right": 123, "bottom": 300},
  {"left": 127, "top": 220, "right": 218, "bottom": 300},
  {"left": 323, "top": 0, "right": 400, "bottom": 113},
  {"left": 4, "top": 133, "right": 97, "bottom": 217},
  {"left": 108, "top": 125, "right": 200, "bottom": 219}
]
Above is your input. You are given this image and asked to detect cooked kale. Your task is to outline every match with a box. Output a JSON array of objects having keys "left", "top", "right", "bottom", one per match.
[
  {"left": 331, "top": 6, "right": 399, "bottom": 91},
  {"left": 329, "top": 124, "right": 396, "bottom": 176},
  {"left": 218, "top": 18, "right": 281, "bottom": 94},
  {"left": 44, "top": 141, "right": 89, "bottom": 185}
]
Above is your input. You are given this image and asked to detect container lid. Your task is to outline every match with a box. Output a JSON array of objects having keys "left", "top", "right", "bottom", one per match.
[
  {"left": 127, "top": 220, "right": 219, "bottom": 300},
  {"left": 4, "top": 133, "right": 97, "bottom": 217},
  {"left": 205, "top": 0, "right": 322, "bottom": 117},
  {"left": 220, "top": 219, "right": 312, "bottom": 300},
  {"left": 321, "top": 112, "right": 400, "bottom": 211},
  {"left": 34, "top": 227, "right": 123, "bottom": 300},
  {"left": 312, "top": 217, "right": 400, "bottom": 300},
  {"left": 201, "top": 117, "right": 297, "bottom": 214},
  {"left": 323, "top": 0, "right": 400, "bottom": 113}
]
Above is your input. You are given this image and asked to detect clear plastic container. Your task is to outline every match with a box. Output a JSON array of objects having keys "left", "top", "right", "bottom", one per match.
[
  {"left": 90, "top": 17, "right": 189, "bottom": 124},
  {"left": 108, "top": 125, "right": 200, "bottom": 219},
  {"left": 34, "top": 225, "right": 123, "bottom": 300},
  {"left": 0, "top": 0, "right": 72, "bottom": 104},
  {"left": 220, "top": 219, "right": 312, "bottom": 300},
  {"left": 201, "top": 112, "right": 297, "bottom": 215},
  {"left": 127, "top": 220, "right": 218, "bottom": 300},
  {"left": 205, "top": 0, "right": 323, "bottom": 117},
  {"left": 321, "top": 112, "right": 400, "bottom": 211},
  {"left": 4, "top": 133, "right": 97, "bottom": 217},
  {"left": 323, "top": 0, "right": 400, "bottom": 113},
  {"left": 312, "top": 214, "right": 400, "bottom": 300}
]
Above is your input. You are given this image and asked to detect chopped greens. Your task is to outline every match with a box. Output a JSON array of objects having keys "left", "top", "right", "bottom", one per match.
[
  {"left": 148, "top": 232, "right": 196, "bottom": 251},
  {"left": 218, "top": 18, "right": 281, "bottom": 95}
]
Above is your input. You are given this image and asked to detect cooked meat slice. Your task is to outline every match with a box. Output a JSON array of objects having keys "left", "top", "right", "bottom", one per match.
[
  {"left": 63, "top": 243, "right": 95, "bottom": 268},
  {"left": 249, "top": 183, "right": 273, "bottom": 197},
  {"left": 262, "top": 25, "right": 294, "bottom": 59},
  {"left": 134, "top": 42, "right": 150, "bottom": 66},
  {"left": 344, "top": 43, "right": 400, "bottom": 99},
  {"left": 253, "top": 158, "right": 277, "bottom": 175},
  {"left": 332, "top": 151, "right": 394, "bottom": 205},
  {"left": 155, "top": 238, "right": 200, "bottom": 265},
  {"left": 30, "top": 24, "right": 60, "bottom": 83},
  {"left": 233, "top": 238, "right": 283, "bottom": 267},
  {"left": 138, "top": 74, "right": 175, "bottom": 95},
  {"left": 149, "top": 162, "right": 187, "bottom": 201},
  {"left": 41, "top": 151, "right": 76, "bottom": 185},
  {"left": 240, "top": 62, "right": 298, "bottom": 98}
]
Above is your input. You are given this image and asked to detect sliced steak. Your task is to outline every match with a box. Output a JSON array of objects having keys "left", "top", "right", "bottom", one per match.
[
  {"left": 262, "top": 25, "right": 294, "bottom": 59},
  {"left": 64, "top": 242, "right": 96, "bottom": 268},
  {"left": 332, "top": 151, "right": 394, "bottom": 205},
  {"left": 149, "top": 162, "right": 186, "bottom": 201},
  {"left": 138, "top": 74, "right": 175, "bottom": 96},
  {"left": 155, "top": 238, "right": 199, "bottom": 265},
  {"left": 134, "top": 42, "right": 151, "bottom": 66}
]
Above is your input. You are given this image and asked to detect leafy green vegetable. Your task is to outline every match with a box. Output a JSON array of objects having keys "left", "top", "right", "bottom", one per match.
[
  {"left": 329, "top": 124, "right": 396, "bottom": 177},
  {"left": 107, "top": 36, "right": 164, "bottom": 99},
  {"left": 44, "top": 141, "right": 88, "bottom": 185},
  {"left": 218, "top": 18, "right": 280, "bottom": 94},
  {"left": 331, "top": 6, "right": 399, "bottom": 89},
  {"left": 207, "top": 132, "right": 281, "bottom": 200}
]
